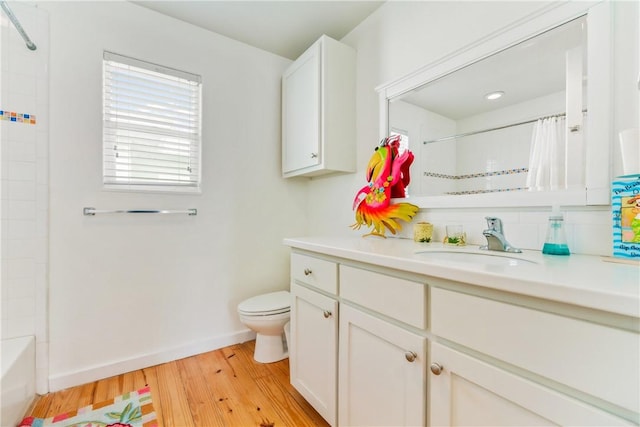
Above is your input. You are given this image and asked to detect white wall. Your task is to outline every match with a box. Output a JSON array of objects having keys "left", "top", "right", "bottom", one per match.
[
  {"left": 0, "top": 2, "right": 49, "bottom": 393},
  {"left": 40, "top": 1, "right": 308, "bottom": 391},
  {"left": 307, "top": 1, "right": 639, "bottom": 255}
]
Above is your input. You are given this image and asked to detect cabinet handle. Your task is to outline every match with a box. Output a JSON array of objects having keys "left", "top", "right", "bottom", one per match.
[
  {"left": 311, "top": 153, "right": 318, "bottom": 159},
  {"left": 323, "top": 310, "right": 332, "bottom": 318},
  {"left": 303, "top": 268, "right": 312, "bottom": 276},
  {"left": 404, "top": 351, "right": 417, "bottom": 363},
  {"left": 430, "top": 362, "right": 443, "bottom": 375}
]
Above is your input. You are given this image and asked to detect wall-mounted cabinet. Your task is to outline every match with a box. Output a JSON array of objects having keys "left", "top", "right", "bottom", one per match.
[{"left": 282, "top": 35, "right": 356, "bottom": 178}]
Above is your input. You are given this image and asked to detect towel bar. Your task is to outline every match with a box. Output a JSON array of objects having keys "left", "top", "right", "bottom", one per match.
[{"left": 83, "top": 207, "right": 197, "bottom": 216}]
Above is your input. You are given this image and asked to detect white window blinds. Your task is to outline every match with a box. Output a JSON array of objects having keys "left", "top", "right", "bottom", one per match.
[{"left": 103, "top": 51, "right": 202, "bottom": 191}]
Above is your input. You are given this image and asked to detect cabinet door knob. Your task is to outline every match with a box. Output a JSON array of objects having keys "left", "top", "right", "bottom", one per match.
[
  {"left": 303, "top": 268, "right": 312, "bottom": 276},
  {"left": 323, "top": 310, "right": 332, "bottom": 318},
  {"left": 404, "top": 351, "right": 417, "bottom": 363},
  {"left": 430, "top": 362, "right": 443, "bottom": 375},
  {"left": 310, "top": 153, "right": 318, "bottom": 159}
]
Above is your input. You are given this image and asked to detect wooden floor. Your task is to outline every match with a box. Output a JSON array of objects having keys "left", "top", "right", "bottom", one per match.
[{"left": 25, "top": 341, "right": 329, "bottom": 427}]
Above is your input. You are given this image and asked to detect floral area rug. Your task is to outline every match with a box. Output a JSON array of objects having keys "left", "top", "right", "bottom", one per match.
[{"left": 19, "top": 386, "right": 157, "bottom": 427}]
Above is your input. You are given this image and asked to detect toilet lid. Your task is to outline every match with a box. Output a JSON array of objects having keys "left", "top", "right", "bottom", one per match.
[{"left": 238, "top": 290, "right": 290, "bottom": 315}]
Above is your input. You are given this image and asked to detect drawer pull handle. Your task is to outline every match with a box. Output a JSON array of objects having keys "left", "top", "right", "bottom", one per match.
[
  {"left": 323, "top": 310, "right": 332, "bottom": 318},
  {"left": 404, "top": 351, "right": 417, "bottom": 363},
  {"left": 430, "top": 363, "right": 443, "bottom": 375},
  {"left": 303, "top": 268, "right": 312, "bottom": 276}
]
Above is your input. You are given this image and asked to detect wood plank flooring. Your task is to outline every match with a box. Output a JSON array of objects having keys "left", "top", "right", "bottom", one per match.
[{"left": 25, "top": 341, "right": 329, "bottom": 427}]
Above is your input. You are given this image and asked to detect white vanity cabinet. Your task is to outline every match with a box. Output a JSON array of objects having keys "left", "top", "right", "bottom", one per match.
[
  {"left": 285, "top": 238, "right": 640, "bottom": 426},
  {"left": 339, "top": 305, "right": 426, "bottom": 426},
  {"left": 429, "top": 286, "right": 638, "bottom": 426},
  {"left": 281, "top": 35, "right": 355, "bottom": 178},
  {"left": 338, "top": 265, "right": 427, "bottom": 427},
  {"left": 289, "top": 253, "right": 338, "bottom": 426},
  {"left": 429, "top": 343, "right": 633, "bottom": 426}
]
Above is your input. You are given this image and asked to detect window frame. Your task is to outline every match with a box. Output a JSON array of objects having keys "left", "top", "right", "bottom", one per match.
[{"left": 102, "top": 51, "right": 203, "bottom": 194}]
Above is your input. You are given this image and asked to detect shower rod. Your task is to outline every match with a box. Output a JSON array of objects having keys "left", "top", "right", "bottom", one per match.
[
  {"left": 423, "top": 110, "right": 587, "bottom": 144},
  {"left": 0, "top": 1, "right": 37, "bottom": 51},
  {"left": 83, "top": 207, "right": 198, "bottom": 216}
]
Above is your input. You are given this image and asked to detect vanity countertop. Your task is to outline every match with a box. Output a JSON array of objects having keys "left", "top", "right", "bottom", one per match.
[{"left": 284, "top": 236, "right": 640, "bottom": 318}]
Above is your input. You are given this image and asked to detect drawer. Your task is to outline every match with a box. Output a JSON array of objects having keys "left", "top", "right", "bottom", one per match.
[
  {"left": 340, "top": 265, "right": 426, "bottom": 329},
  {"left": 291, "top": 253, "right": 338, "bottom": 295},
  {"left": 431, "top": 287, "right": 640, "bottom": 413}
]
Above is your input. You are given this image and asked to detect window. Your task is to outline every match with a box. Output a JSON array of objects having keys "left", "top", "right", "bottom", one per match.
[{"left": 103, "top": 51, "right": 202, "bottom": 192}]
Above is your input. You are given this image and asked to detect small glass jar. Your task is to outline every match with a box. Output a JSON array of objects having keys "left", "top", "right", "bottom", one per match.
[{"left": 413, "top": 222, "right": 433, "bottom": 242}]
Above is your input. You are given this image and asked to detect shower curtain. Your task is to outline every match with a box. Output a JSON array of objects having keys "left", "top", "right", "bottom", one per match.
[{"left": 526, "top": 116, "right": 566, "bottom": 191}]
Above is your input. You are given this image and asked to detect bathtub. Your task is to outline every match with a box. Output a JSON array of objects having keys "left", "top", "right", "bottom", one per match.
[{"left": 1, "top": 336, "right": 36, "bottom": 427}]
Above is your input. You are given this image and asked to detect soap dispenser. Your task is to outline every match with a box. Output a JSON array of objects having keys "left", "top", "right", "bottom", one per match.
[{"left": 542, "top": 205, "right": 570, "bottom": 255}]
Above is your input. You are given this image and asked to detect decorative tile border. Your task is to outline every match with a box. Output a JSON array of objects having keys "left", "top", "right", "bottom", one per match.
[
  {"left": 0, "top": 109, "right": 36, "bottom": 124},
  {"left": 424, "top": 167, "right": 528, "bottom": 180},
  {"left": 445, "top": 187, "right": 529, "bottom": 195}
]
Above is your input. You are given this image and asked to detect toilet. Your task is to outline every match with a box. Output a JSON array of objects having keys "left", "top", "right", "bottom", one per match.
[{"left": 237, "top": 290, "right": 291, "bottom": 363}]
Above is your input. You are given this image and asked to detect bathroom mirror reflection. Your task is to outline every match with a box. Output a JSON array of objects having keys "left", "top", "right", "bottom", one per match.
[
  {"left": 380, "top": 2, "right": 614, "bottom": 208},
  {"left": 389, "top": 15, "right": 587, "bottom": 199}
]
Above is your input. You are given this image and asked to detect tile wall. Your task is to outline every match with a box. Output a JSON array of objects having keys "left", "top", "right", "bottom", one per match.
[{"left": 0, "top": 2, "right": 49, "bottom": 393}]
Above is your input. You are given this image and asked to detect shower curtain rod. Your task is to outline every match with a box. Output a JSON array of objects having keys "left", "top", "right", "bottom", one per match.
[
  {"left": 0, "top": 1, "right": 36, "bottom": 51},
  {"left": 423, "top": 110, "right": 587, "bottom": 145}
]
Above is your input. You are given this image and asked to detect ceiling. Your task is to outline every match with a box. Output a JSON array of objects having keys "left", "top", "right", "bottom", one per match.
[{"left": 131, "top": 1, "right": 384, "bottom": 60}]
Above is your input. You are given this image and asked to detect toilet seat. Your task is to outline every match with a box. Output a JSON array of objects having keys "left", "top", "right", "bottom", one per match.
[
  {"left": 238, "top": 291, "right": 290, "bottom": 316},
  {"left": 239, "top": 307, "right": 290, "bottom": 316}
]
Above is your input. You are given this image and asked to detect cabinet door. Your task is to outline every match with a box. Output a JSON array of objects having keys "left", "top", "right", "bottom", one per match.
[
  {"left": 430, "top": 342, "right": 634, "bottom": 427},
  {"left": 339, "top": 304, "right": 426, "bottom": 427},
  {"left": 282, "top": 42, "right": 321, "bottom": 174},
  {"left": 290, "top": 283, "right": 337, "bottom": 426}
]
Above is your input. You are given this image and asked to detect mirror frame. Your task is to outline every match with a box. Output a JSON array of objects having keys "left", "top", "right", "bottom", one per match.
[{"left": 377, "top": 1, "right": 612, "bottom": 208}]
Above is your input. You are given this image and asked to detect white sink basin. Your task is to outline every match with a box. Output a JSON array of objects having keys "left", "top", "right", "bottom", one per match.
[{"left": 415, "top": 250, "right": 538, "bottom": 266}]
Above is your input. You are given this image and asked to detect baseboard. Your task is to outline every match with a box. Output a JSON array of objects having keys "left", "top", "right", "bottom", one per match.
[{"left": 48, "top": 329, "right": 256, "bottom": 392}]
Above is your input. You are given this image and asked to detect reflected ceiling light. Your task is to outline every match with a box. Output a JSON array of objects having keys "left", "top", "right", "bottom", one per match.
[{"left": 485, "top": 91, "right": 504, "bottom": 100}]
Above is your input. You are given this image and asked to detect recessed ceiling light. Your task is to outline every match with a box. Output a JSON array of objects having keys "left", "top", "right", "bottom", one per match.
[{"left": 485, "top": 91, "right": 504, "bottom": 100}]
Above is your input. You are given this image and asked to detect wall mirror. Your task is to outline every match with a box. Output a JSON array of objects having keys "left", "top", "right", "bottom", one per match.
[{"left": 378, "top": 2, "right": 611, "bottom": 208}]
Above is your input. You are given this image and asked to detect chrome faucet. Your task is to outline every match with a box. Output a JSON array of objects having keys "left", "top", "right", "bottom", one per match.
[{"left": 480, "top": 217, "right": 522, "bottom": 253}]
